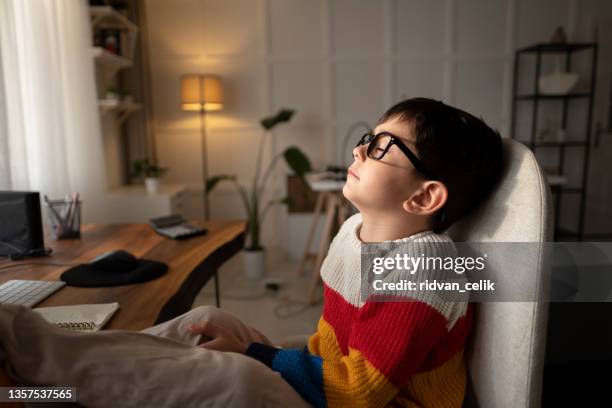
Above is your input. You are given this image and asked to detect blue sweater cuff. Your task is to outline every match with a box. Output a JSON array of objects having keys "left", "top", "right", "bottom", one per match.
[{"left": 245, "top": 342, "right": 280, "bottom": 368}]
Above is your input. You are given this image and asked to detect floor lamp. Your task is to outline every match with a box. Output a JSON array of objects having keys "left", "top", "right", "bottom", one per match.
[{"left": 180, "top": 74, "right": 223, "bottom": 220}]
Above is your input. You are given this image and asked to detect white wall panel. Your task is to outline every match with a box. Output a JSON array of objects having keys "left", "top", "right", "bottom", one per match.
[
  {"left": 331, "top": 0, "right": 384, "bottom": 56},
  {"left": 454, "top": 60, "right": 505, "bottom": 125},
  {"left": 516, "top": 0, "right": 570, "bottom": 48},
  {"left": 146, "top": 0, "right": 205, "bottom": 58},
  {"left": 334, "top": 61, "right": 384, "bottom": 120},
  {"left": 272, "top": 61, "right": 326, "bottom": 126},
  {"left": 207, "top": 127, "right": 264, "bottom": 182},
  {"left": 269, "top": 0, "right": 324, "bottom": 56},
  {"left": 156, "top": 128, "right": 203, "bottom": 185},
  {"left": 201, "top": 0, "right": 262, "bottom": 56},
  {"left": 394, "top": 0, "right": 447, "bottom": 57},
  {"left": 456, "top": 0, "right": 508, "bottom": 55},
  {"left": 573, "top": 0, "right": 612, "bottom": 41},
  {"left": 394, "top": 60, "right": 446, "bottom": 101}
]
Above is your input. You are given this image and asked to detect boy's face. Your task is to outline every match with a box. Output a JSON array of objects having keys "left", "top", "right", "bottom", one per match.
[{"left": 342, "top": 116, "right": 428, "bottom": 215}]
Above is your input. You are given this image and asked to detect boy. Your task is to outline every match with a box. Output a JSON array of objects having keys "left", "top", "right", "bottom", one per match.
[
  {"left": 0, "top": 98, "right": 502, "bottom": 407},
  {"left": 207, "top": 98, "right": 502, "bottom": 407}
]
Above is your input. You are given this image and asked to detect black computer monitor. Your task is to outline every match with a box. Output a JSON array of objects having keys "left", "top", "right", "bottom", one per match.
[{"left": 0, "top": 191, "right": 45, "bottom": 257}]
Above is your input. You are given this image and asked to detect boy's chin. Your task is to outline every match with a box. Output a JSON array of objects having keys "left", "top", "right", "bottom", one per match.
[
  {"left": 342, "top": 184, "right": 361, "bottom": 211},
  {"left": 343, "top": 184, "right": 406, "bottom": 215}
]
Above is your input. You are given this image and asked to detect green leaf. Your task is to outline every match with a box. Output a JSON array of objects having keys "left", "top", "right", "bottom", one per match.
[
  {"left": 150, "top": 166, "right": 167, "bottom": 178},
  {"left": 278, "top": 196, "right": 294, "bottom": 207},
  {"left": 260, "top": 109, "right": 295, "bottom": 130},
  {"left": 132, "top": 160, "right": 145, "bottom": 177},
  {"left": 132, "top": 159, "right": 167, "bottom": 178},
  {"left": 283, "top": 146, "right": 311, "bottom": 177},
  {"left": 206, "top": 174, "right": 236, "bottom": 193},
  {"left": 269, "top": 196, "right": 293, "bottom": 207}
]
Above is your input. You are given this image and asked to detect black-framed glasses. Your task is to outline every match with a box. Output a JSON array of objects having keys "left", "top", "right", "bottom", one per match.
[{"left": 356, "top": 131, "right": 436, "bottom": 179}]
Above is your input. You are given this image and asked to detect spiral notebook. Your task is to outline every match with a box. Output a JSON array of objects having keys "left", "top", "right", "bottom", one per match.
[{"left": 33, "top": 302, "right": 120, "bottom": 331}]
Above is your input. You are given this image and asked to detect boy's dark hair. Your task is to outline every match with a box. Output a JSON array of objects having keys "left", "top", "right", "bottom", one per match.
[{"left": 378, "top": 97, "right": 503, "bottom": 233}]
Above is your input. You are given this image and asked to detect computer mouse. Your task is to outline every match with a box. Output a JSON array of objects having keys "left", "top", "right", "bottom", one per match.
[{"left": 90, "top": 250, "right": 139, "bottom": 273}]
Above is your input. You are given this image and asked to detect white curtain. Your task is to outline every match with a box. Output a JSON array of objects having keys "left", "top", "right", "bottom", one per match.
[{"left": 0, "top": 0, "right": 108, "bottom": 222}]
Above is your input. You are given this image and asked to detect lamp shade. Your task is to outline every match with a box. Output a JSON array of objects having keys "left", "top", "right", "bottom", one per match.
[{"left": 180, "top": 74, "right": 224, "bottom": 111}]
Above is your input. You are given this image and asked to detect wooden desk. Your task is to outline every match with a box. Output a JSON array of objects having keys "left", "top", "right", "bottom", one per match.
[
  {"left": 0, "top": 220, "right": 246, "bottom": 330},
  {"left": 0, "top": 220, "right": 245, "bottom": 392}
]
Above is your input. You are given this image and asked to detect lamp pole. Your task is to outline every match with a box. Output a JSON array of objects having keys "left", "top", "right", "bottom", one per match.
[
  {"left": 200, "top": 106, "right": 210, "bottom": 221},
  {"left": 181, "top": 73, "right": 222, "bottom": 221}
]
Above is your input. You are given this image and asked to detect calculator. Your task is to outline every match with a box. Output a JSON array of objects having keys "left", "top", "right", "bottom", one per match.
[{"left": 149, "top": 215, "right": 207, "bottom": 240}]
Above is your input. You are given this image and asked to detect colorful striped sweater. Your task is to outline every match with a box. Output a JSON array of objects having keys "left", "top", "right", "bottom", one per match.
[{"left": 246, "top": 213, "right": 473, "bottom": 407}]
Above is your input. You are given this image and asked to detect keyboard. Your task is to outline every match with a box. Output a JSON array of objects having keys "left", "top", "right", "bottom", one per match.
[{"left": 0, "top": 280, "right": 66, "bottom": 307}]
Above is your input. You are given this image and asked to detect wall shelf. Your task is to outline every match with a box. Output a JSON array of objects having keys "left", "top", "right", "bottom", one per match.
[
  {"left": 515, "top": 93, "right": 592, "bottom": 101},
  {"left": 516, "top": 140, "right": 587, "bottom": 148},
  {"left": 546, "top": 174, "right": 567, "bottom": 186},
  {"left": 90, "top": 6, "right": 138, "bottom": 32},
  {"left": 98, "top": 99, "right": 142, "bottom": 124},
  {"left": 89, "top": 4, "right": 152, "bottom": 191},
  {"left": 92, "top": 47, "right": 132, "bottom": 69},
  {"left": 90, "top": 3, "right": 137, "bottom": 98},
  {"left": 510, "top": 42, "right": 598, "bottom": 241},
  {"left": 517, "top": 42, "right": 596, "bottom": 54},
  {"left": 90, "top": 4, "right": 140, "bottom": 127}
]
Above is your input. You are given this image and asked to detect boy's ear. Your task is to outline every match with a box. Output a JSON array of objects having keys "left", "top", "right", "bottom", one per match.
[{"left": 402, "top": 181, "right": 448, "bottom": 216}]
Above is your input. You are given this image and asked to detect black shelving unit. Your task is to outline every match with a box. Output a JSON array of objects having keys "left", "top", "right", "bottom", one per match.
[{"left": 510, "top": 42, "right": 598, "bottom": 241}]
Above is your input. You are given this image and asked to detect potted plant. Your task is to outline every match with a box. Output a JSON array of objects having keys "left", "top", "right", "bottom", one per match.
[
  {"left": 132, "top": 159, "right": 168, "bottom": 195},
  {"left": 206, "top": 109, "right": 311, "bottom": 279}
]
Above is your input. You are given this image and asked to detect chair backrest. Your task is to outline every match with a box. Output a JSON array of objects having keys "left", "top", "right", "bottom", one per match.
[{"left": 447, "top": 138, "right": 553, "bottom": 408}]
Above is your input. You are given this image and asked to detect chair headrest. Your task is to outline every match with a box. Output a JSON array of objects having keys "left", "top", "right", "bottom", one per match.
[{"left": 447, "top": 138, "right": 553, "bottom": 243}]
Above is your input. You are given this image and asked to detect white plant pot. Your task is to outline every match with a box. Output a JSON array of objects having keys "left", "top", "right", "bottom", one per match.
[
  {"left": 243, "top": 249, "right": 265, "bottom": 279},
  {"left": 145, "top": 178, "right": 160, "bottom": 195}
]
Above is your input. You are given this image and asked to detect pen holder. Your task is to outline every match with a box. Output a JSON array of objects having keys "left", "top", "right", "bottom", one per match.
[{"left": 46, "top": 199, "right": 82, "bottom": 239}]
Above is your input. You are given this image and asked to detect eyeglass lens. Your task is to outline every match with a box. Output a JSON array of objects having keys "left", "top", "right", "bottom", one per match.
[{"left": 356, "top": 133, "right": 391, "bottom": 160}]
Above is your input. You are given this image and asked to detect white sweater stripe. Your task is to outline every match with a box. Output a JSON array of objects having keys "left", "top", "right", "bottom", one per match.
[{"left": 320, "top": 213, "right": 469, "bottom": 329}]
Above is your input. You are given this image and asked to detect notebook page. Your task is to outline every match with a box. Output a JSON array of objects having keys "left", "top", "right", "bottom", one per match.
[{"left": 33, "top": 303, "right": 120, "bottom": 331}]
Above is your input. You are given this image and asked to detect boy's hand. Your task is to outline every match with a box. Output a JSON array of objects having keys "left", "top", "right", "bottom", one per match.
[{"left": 187, "top": 321, "right": 248, "bottom": 354}]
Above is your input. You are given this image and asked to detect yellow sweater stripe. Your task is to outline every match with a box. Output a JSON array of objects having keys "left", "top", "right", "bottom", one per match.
[
  {"left": 308, "top": 318, "right": 399, "bottom": 407},
  {"left": 323, "top": 348, "right": 398, "bottom": 408},
  {"left": 307, "top": 316, "right": 468, "bottom": 407},
  {"left": 404, "top": 350, "right": 467, "bottom": 408},
  {"left": 307, "top": 317, "right": 343, "bottom": 360}
]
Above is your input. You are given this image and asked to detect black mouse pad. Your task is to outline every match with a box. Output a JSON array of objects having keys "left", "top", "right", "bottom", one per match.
[{"left": 61, "top": 259, "right": 168, "bottom": 287}]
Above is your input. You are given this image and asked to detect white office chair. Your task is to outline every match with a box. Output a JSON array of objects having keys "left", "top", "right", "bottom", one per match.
[
  {"left": 281, "top": 138, "right": 554, "bottom": 407},
  {"left": 447, "top": 138, "right": 553, "bottom": 407}
]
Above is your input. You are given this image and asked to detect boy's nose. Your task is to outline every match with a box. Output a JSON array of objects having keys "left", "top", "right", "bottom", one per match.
[{"left": 352, "top": 144, "right": 366, "bottom": 161}]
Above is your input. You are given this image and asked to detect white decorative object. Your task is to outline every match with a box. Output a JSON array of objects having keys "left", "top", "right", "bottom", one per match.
[
  {"left": 538, "top": 56, "right": 579, "bottom": 95},
  {"left": 144, "top": 177, "right": 160, "bottom": 194},
  {"left": 546, "top": 173, "right": 567, "bottom": 186},
  {"left": 538, "top": 72, "right": 579, "bottom": 95},
  {"left": 243, "top": 249, "right": 265, "bottom": 279}
]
